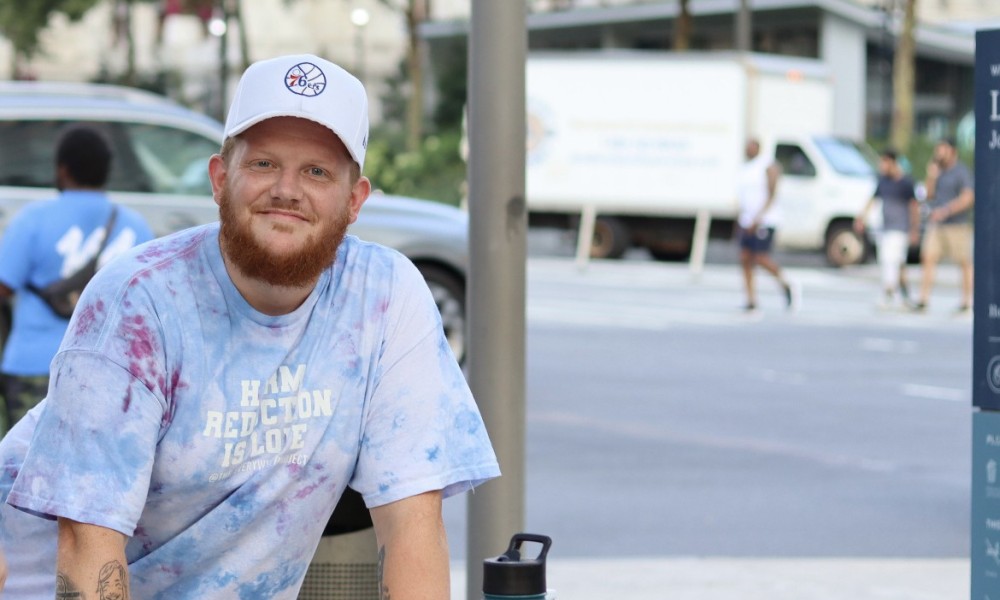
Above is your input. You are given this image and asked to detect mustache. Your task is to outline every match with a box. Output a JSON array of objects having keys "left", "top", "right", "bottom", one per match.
[{"left": 258, "top": 198, "right": 308, "bottom": 214}]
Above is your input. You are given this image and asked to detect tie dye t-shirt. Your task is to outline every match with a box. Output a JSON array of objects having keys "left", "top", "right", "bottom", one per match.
[{"left": 1, "top": 223, "right": 500, "bottom": 599}]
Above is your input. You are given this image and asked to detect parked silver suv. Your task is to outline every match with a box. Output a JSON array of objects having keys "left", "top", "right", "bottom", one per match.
[{"left": 0, "top": 81, "right": 468, "bottom": 361}]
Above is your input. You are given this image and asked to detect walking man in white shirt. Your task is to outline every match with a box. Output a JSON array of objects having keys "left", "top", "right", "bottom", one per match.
[{"left": 736, "top": 138, "right": 796, "bottom": 312}]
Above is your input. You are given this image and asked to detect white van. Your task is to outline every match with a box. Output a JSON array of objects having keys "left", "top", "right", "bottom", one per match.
[{"left": 523, "top": 51, "right": 878, "bottom": 266}]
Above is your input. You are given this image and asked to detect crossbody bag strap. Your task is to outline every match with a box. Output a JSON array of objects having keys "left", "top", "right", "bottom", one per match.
[
  {"left": 25, "top": 205, "right": 120, "bottom": 297},
  {"left": 96, "top": 205, "right": 120, "bottom": 255}
]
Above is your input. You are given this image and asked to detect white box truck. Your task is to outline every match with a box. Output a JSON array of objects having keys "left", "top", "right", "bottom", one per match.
[{"left": 525, "top": 51, "right": 878, "bottom": 266}]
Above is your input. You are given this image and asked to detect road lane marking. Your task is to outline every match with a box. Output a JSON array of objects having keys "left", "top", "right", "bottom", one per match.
[
  {"left": 901, "top": 383, "right": 966, "bottom": 402},
  {"left": 860, "top": 337, "right": 919, "bottom": 354}
]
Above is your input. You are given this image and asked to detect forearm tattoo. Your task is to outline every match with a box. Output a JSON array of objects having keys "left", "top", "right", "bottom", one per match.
[
  {"left": 56, "top": 560, "right": 129, "bottom": 600},
  {"left": 56, "top": 573, "right": 84, "bottom": 599},
  {"left": 377, "top": 545, "right": 391, "bottom": 600}
]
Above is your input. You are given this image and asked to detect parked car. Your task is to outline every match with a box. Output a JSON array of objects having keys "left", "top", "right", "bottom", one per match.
[{"left": 0, "top": 81, "right": 468, "bottom": 362}]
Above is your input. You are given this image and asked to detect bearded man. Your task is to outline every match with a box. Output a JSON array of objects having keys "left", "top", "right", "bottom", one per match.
[{"left": 0, "top": 54, "right": 499, "bottom": 599}]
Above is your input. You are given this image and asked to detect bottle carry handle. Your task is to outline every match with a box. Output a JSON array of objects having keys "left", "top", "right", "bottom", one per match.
[{"left": 500, "top": 533, "right": 552, "bottom": 563}]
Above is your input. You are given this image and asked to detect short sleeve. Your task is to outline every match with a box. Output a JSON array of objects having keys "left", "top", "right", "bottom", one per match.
[
  {"left": 350, "top": 258, "right": 499, "bottom": 507},
  {"left": 6, "top": 351, "right": 166, "bottom": 536},
  {"left": 961, "top": 164, "right": 974, "bottom": 191}
]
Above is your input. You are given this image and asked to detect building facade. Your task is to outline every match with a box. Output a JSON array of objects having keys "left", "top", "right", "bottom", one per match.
[{"left": 422, "top": 0, "right": 990, "bottom": 143}]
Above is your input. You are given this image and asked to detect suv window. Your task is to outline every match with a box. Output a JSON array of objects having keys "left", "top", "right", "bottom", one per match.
[
  {"left": 0, "top": 120, "right": 218, "bottom": 196},
  {"left": 0, "top": 121, "right": 82, "bottom": 188},
  {"left": 0, "top": 120, "right": 151, "bottom": 192},
  {"left": 775, "top": 143, "right": 816, "bottom": 177},
  {"left": 122, "top": 123, "right": 218, "bottom": 195}
]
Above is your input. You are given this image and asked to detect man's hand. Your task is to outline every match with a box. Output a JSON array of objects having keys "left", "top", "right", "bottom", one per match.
[
  {"left": 928, "top": 206, "right": 949, "bottom": 224},
  {"left": 925, "top": 161, "right": 940, "bottom": 181}
]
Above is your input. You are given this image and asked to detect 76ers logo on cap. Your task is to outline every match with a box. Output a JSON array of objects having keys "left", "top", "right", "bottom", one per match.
[{"left": 285, "top": 62, "right": 326, "bottom": 97}]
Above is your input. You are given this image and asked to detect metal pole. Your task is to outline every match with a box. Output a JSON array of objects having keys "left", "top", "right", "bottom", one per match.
[
  {"left": 466, "top": 2, "right": 527, "bottom": 599},
  {"left": 735, "top": 0, "right": 752, "bottom": 52}
]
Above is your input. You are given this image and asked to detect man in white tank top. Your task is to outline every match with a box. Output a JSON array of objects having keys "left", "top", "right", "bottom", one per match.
[{"left": 736, "top": 138, "right": 797, "bottom": 312}]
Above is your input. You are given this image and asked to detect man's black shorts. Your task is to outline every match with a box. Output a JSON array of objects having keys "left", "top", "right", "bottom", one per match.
[{"left": 739, "top": 226, "right": 776, "bottom": 254}]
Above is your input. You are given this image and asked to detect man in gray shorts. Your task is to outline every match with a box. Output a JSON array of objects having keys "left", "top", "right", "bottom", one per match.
[{"left": 913, "top": 138, "right": 974, "bottom": 313}]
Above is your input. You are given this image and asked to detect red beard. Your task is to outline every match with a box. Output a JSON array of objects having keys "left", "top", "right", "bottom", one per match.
[{"left": 217, "top": 186, "right": 350, "bottom": 288}]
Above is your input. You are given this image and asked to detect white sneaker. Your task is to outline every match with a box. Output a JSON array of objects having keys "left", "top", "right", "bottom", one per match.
[{"left": 876, "top": 291, "right": 895, "bottom": 311}]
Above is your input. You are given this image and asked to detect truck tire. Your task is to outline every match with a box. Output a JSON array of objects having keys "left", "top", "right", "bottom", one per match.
[
  {"left": 590, "top": 217, "right": 629, "bottom": 259},
  {"left": 825, "top": 221, "right": 867, "bottom": 267},
  {"left": 647, "top": 242, "right": 692, "bottom": 262}
]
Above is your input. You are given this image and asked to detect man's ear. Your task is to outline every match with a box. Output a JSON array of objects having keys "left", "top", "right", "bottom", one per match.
[
  {"left": 348, "top": 176, "right": 372, "bottom": 224},
  {"left": 208, "top": 154, "right": 228, "bottom": 207}
]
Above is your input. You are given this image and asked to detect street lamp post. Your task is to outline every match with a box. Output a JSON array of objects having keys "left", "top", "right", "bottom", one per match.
[
  {"left": 209, "top": 1, "right": 230, "bottom": 122},
  {"left": 351, "top": 8, "right": 370, "bottom": 82}
]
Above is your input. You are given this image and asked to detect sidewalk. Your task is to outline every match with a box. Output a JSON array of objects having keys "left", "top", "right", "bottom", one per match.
[{"left": 450, "top": 557, "right": 969, "bottom": 599}]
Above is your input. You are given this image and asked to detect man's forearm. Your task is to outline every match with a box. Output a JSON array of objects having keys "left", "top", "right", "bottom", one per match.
[
  {"left": 953, "top": 189, "right": 974, "bottom": 213},
  {"left": 57, "top": 518, "right": 130, "bottom": 599},
  {"left": 0, "top": 546, "right": 7, "bottom": 592}
]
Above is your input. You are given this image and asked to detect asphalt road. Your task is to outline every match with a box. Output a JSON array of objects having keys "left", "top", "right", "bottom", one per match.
[{"left": 445, "top": 233, "right": 972, "bottom": 561}]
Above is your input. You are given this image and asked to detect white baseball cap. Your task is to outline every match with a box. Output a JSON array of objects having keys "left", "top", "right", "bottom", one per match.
[{"left": 224, "top": 54, "right": 369, "bottom": 170}]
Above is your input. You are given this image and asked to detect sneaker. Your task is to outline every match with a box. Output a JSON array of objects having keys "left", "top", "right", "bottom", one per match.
[
  {"left": 909, "top": 301, "right": 927, "bottom": 313},
  {"left": 742, "top": 302, "right": 758, "bottom": 313},
  {"left": 877, "top": 291, "right": 894, "bottom": 311},
  {"left": 954, "top": 304, "right": 972, "bottom": 316},
  {"left": 783, "top": 281, "right": 801, "bottom": 311}
]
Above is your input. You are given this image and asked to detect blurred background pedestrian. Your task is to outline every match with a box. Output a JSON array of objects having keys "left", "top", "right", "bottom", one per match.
[
  {"left": 854, "top": 148, "right": 919, "bottom": 310},
  {"left": 0, "top": 125, "right": 153, "bottom": 435}
]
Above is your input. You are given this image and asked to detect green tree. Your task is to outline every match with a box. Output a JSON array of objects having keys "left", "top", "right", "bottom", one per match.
[
  {"left": 0, "top": 0, "right": 101, "bottom": 76},
  {"left": 374, "top": 0, "right": 429, "bottom": 152},
  {"left": 366, "top": 36, "right": 467, "bottom": 204}
]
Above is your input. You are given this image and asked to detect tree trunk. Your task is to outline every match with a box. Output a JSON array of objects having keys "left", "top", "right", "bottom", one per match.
[
  {"left": 405, "top": 0, "right": 427, "bottom": 152},
  {"left": 673, "top": 0, "right": 691, "bottom": 51},
  {"left": 115, "top": 0, "right": 137, "bottom": 85},
  {"left": 890, "top": 0, "right": 917, "bottom": 153}
]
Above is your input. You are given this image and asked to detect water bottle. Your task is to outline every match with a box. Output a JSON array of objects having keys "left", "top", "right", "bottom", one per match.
[{"left": 482, "top": 533, "right": 553, "bottom": 600}]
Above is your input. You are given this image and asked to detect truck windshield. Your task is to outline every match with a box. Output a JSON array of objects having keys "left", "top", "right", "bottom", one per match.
[{"left": 813, "top": 137, "right": 876, "bottom": 177}]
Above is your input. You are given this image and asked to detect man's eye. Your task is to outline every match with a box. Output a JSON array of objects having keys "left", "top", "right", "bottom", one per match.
[
  {"left": 309, "top": 167, "right": 327, "bottom": 177},
  {"left": 252, "top": 160, "right": 272, "bottom": 168}
]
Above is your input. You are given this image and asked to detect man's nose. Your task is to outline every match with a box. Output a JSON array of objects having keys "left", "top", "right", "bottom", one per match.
[{"left": 270, "top": 168, "right": 304, "bottom": 202}]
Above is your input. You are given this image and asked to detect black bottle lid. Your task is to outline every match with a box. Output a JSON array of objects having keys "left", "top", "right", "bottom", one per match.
[{"left": 482, "top": 533, "right": 553, "bottom": 596}]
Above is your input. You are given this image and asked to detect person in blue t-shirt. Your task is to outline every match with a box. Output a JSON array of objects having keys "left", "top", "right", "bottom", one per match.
[
  {"left": 0, "top": 55, "right": 499, "bottom": 600},
  {"left": 0, "top": 125, "right": 153, "bottom": 434}
]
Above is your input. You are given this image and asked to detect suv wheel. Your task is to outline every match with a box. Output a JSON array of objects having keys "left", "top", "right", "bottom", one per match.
[
  {"left": 416, "top": 263, "right": 466, "bottom": 364},
  {"left": 825, "top": 222, "right": 867, "bottom": 267}
]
